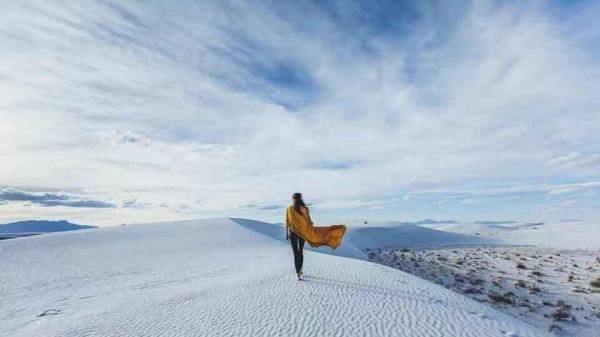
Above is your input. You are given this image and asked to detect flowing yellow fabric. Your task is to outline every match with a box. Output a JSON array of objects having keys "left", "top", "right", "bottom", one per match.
[{"left": 285, "top": 206, "right": 346, "bottom": 249}]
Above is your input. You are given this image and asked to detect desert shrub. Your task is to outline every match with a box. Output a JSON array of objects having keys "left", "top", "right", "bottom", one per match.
[
  {"left": 469, "top": 278, "right": 485, "bottom": 286},
  {"left": 548, "top": 323, "right": 562, "bottom": 334},
  {"left": 531, "top": 271, "right": 543, "bottom": 277},
  {"left": 488, "top": 292, "right": 513, "bottom": 305},
  {"left": 516, "top": 263, "right": 526, "bottom": 269},
  {"left": 552, "top": 300, "right": 571, "bottom": 321},
  {"left": 529, "top": 286, "right": 541, "bottom": 294},
  {"left": 590, "top": 278, "right": 600, "bottom": 288},
  {"left": 463, "top": 287, "right": 482, "bottom": 294}
]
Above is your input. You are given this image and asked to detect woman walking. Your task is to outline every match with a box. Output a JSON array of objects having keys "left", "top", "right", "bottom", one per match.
[{"left": 285, "top": 193, "right": 347, "bottom": 280}]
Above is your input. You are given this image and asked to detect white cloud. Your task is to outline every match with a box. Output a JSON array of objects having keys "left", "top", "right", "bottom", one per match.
[
  {"left": 547, "top": 152, "right": 600, "bottom": 171},
  {"left": 0, "top": 1, "right": 599, "bottom": 225}
]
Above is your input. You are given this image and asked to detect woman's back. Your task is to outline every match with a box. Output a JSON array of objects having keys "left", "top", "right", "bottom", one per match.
[{"left": 285, "top": 202, "right": 346, "bottom": 249}]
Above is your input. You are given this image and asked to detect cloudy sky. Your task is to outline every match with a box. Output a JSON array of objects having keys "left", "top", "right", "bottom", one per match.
[{"left": 1, "top": 0, "right": 599, "bottom": 226}]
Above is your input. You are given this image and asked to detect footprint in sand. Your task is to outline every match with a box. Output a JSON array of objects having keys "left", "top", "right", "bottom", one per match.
[
  {"left": 469, "top": 311, "right": 488, "bottom": 319},
  {"left": 37, "top": 309, "right": 61, "bottom": 317}
]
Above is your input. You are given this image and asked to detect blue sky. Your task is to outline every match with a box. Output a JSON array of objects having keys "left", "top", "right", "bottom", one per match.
[{"left": 1, "top": 0, "right": 599, "bottom": 226}]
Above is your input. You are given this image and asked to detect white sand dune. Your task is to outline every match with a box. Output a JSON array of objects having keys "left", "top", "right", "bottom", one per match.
[
  {"left": 345, "top": 222, "right": 500, "bottom": 250},
  {"left": 1, "top": 218, "right": 548, "bottom": 337},
  {"left": 423, "top": 221, "right": 600, "bottom": 250},
  {"left": 492, "top": 222, "right": 600, "bottom": 250},
  {"left": 423, "top": 222, "right": 515, "bottom": 235},
  {"left": 235, "top": 219, "right": 501, "bottom": 259}
]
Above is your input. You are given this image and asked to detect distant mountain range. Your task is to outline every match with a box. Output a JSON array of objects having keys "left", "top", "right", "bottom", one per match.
[
  {"left": 0, "top": 220, "right": 95, "bottom": 240},
  {"left": 473, "top": 220, "right": 517, "bottom": 225},
  {"left": 412, "top": 219, "right": 458, "bottom": 225}
]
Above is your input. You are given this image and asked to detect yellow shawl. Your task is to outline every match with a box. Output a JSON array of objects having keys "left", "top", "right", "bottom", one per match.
[{"left": 285, "top": 206, "right": 346, "bottom": 249}]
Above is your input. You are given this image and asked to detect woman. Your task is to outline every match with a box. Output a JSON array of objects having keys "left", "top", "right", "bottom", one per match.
[{"left": 285, "top": 193, "right": 347, "bottom": 280}]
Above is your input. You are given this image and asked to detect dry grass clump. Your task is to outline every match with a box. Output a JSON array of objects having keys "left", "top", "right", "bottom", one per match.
[{"left": 552, "top": 300, "right": 571, "bottom": 321}]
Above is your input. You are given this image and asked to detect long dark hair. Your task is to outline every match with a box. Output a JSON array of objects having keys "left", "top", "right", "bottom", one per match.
[{"left": 292, "top": 192, "right": 307, "bottom": 215}]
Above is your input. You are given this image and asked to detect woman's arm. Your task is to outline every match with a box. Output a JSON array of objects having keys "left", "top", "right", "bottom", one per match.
[{"left": 285, "top": 209, "right": 290, "bottom": 240}]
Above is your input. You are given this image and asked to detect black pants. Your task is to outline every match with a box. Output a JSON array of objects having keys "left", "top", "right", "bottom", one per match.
[{"left": 289, "top": 231, "right": 305, "bottom": 273}]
